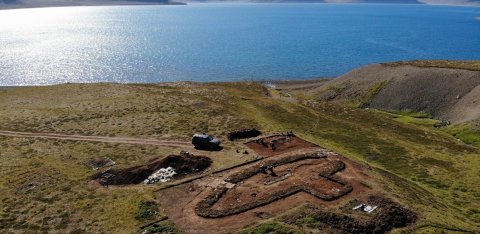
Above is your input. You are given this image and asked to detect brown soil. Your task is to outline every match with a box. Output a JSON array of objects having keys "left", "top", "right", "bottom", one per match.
[
  {"left": 227, "top": 128, "right": 262, "bottom": 141},
  {"left": 245, "top": 134, "right": 318, "bottom": 157},
  {"left": 92, "top": 152, "right": 212, "bottom": 186},
  {"left": 156, "top": 135, "right": 381, "bottom": 234},
  {"left": 159, "top": 186, "right": 348, "bottom": 234},
  {"left": 195, "top": 153, "right": 352, "bottom": 218},
  {"left": 153, "top": 135, "right": 415, "bottom": 234}
]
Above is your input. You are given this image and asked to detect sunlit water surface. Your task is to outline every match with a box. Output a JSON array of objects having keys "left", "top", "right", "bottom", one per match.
[{"left": 0, "top": 4, "right": 479, "bottom": 85}]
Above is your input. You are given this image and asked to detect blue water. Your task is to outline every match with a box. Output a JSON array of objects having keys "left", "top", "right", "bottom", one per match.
[{"left": 0, "top": 4, "right": 479, "bottom": 85}]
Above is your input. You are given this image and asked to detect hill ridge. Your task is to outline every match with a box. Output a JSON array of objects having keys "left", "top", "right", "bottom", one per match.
[{"left": 315, "top": 61, "right": 480, "bottom": 124}]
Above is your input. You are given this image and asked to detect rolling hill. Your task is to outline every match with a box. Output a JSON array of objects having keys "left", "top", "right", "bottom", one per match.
[{"left": 315, "top": 60, "right": 480, "bottom": 124}]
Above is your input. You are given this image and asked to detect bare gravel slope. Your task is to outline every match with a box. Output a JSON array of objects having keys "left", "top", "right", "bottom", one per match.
[{"left": 316, "top": 63, "right": 480, "bottom": 123}]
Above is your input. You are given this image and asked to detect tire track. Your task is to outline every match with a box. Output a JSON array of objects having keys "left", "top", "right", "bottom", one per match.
[{"left": 0, "top": 130, "right": 192, "bottom": 148}]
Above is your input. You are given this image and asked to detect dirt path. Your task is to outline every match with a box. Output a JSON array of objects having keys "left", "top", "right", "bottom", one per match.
[{"left": 0, "top": 130, "right": 191, "bottom": 148}]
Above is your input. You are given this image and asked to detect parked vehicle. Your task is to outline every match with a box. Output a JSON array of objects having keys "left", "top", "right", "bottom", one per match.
[{"left": 192, "top": 133, "right": 221, "bottom": 150}]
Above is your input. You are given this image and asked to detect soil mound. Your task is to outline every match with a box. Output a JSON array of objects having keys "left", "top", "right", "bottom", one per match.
[
  {"left": 92, "top": 152, "right": 212, "bottom": 186},
  {"left": 227, "top": 128, "right": 262, "bottom": 141},
  {"left": 283, "top": 196, "right": 416, "bottom": 234},
  {"left": 315, "top": 63, "right": 480, "bottom": 123}
]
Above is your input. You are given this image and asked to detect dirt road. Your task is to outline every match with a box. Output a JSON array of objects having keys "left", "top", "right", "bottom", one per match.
[{"left": 0, "top": 130, "right": 191, "bottom": 147}]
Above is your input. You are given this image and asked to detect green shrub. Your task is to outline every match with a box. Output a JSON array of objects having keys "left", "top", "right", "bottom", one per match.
[{"left": 135, "top": 201, "right": 158, "bottom": 220}]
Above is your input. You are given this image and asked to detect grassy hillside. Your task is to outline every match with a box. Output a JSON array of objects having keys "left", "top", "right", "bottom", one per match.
[{"left": 0, "top": 82, "right": 479, "bottom": 233}]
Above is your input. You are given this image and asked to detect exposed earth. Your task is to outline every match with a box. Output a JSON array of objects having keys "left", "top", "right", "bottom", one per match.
[
  {"left": 157, "top": 134, "right": 415, "bottom": 234},
  {"left": 244, "top": 134, "right": 319, "bottom": 157},
  {"left": 92, "top": 152, "right": 212, "bottom": 185},
  {"left": 0, "top": 130, "right": 192, "bottom": 148}
]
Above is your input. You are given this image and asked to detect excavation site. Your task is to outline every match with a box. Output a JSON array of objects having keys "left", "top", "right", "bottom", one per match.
[
  {"left": 156, "top": 133, "right": 417, "bottom": 234},
  {"left": 245, "top": 133, "right": 319, "bottom": 157}
]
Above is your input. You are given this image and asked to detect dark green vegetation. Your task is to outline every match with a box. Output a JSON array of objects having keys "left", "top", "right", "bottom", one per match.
[
  {"left": 136, "top": 200, "right": 159, "bottom": 220},
  {"left": 0, "top": 82, "right": 479, "bottom": 233},
  {"left": 143, "top": 221, "right": 179, "bottom": 234},
  {"left": 444, "top": 123, "right": 480, "bottom": 148},
  {"left": 356, "top": 79, "right": 390, "bottom": 108}
]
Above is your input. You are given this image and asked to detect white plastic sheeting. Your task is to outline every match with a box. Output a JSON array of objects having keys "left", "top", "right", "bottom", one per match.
[{"left": 144, "top": 167, "right": 176, "bottom": 184}]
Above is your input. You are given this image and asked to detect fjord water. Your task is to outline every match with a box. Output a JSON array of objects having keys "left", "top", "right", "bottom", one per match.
[{"left": 0, "top": 4, "right": 479, "bottom": 85}]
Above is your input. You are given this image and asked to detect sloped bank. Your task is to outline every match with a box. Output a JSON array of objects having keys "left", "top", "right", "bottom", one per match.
[{"left": 316, "top": 62, "right": 480, "bottom": 123}]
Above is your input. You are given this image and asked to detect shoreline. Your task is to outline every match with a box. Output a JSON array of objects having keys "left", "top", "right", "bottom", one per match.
[
  {"left": 0, "top": 1, "right": 186, "bottom": 10},
  {"left": 0, "top": 77, "right": 332, "bottom": 88},
  {"left": 2, "top": 60, "right": 479, "bottom": 87}
]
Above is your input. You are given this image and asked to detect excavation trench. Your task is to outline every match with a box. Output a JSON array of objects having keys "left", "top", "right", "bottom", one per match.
[{"left": 92, "top": 152, "right": 212, "bottom": 186}]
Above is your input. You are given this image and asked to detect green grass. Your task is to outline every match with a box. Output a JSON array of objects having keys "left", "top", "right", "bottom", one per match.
[
  {"left": 386, "top": 110, "right": 433, "bottom": 119},
  {"left": 143, "top": 221, "right": 179, "bottom": 234},
  {"left": 135, "top": 200, "right": 159, "bottom": 221},
  {"left": 443, "top": 124, "right": 480, "bottom": 148},
  {"left": 1, "top": 82, "right": 480, "bottom": 233},
  {"left": 224, "top": 83, "right": 480, "bottom": 232},
  {"left": 381, "top": 110, "right": 440, "bottom": 127},
  {"left": 356, "top": 79, "right": 390, "bottom": 108}
]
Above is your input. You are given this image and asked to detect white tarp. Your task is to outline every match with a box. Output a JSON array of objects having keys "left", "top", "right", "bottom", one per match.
[{"left": 144, "top": 167, "right": 176, "bottom": 184}]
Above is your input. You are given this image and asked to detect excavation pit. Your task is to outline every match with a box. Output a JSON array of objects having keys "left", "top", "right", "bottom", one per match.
[
  {"left": 245, "top": 134, "right": 318, "bottom": 157},
  {"left": 92, "top": 152, "right": 212, "bottom": 186},
  {"left": 281, "top": 196, "right": 417, "bottom": 234},
  {"left": 227, "top": 128, "right": 262, "bottom": 141},
  {"left": 195, "top": 152, "right": 352, "bottom": 218}
]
